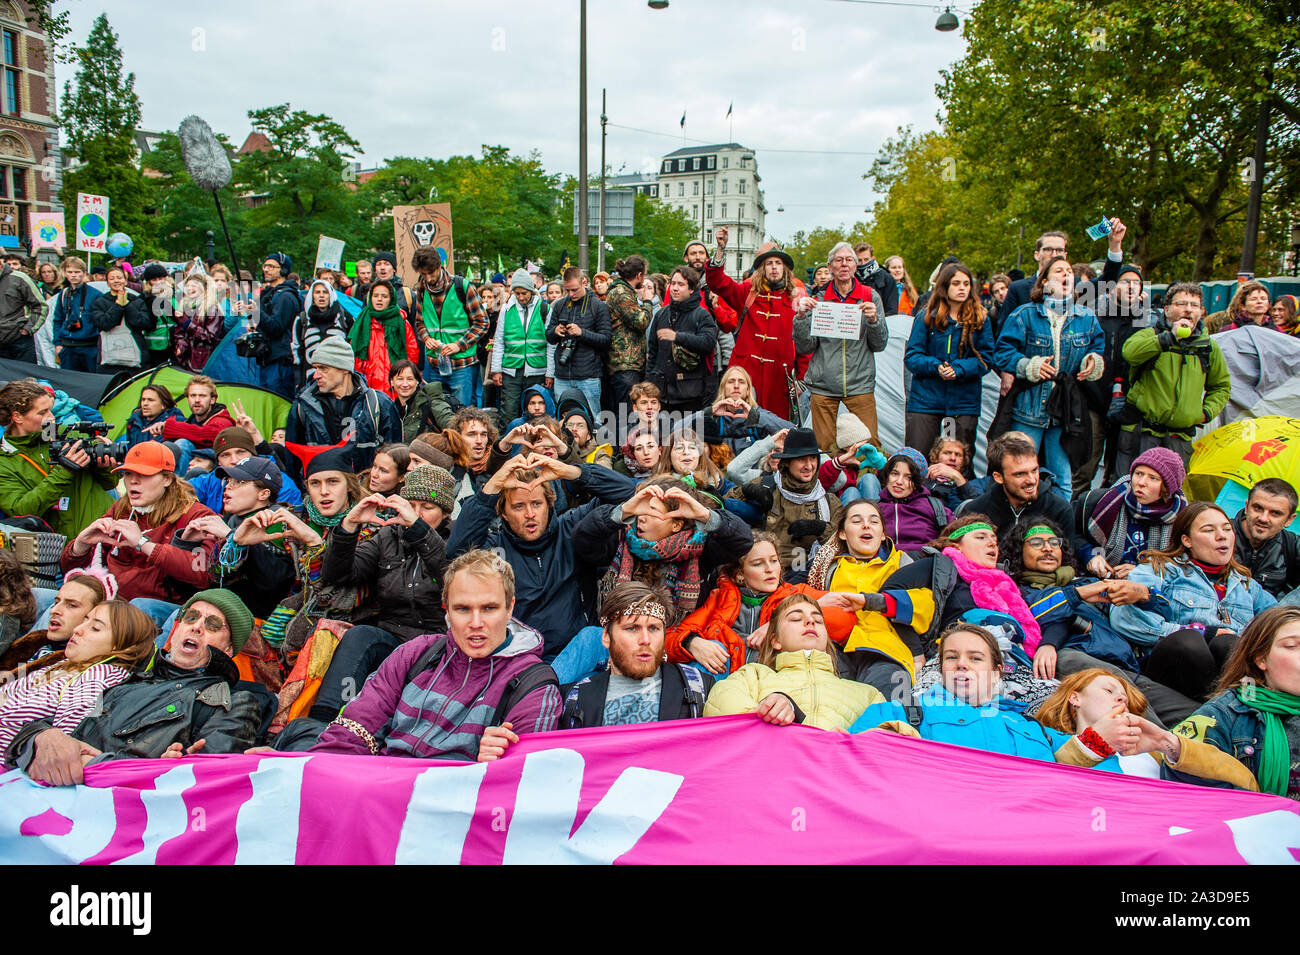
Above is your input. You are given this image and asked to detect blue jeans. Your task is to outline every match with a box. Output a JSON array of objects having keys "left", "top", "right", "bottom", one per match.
[
  {"left": 129, "top": 598, "right": 182, "bottom": 645},
  {"left": 437, "top": 364, "right": 477, "bottom": 409},
  {"left": 1018, "top": 424, "right": 1072, "bottom": 499},
  {"left": 841, "top": 472, "right": 882, "bottom": 503},
  {"left": 554, "top": 377, "right": 602, "bottom": 416},
  {"left": 58, "top": 344, "right": 99, "bottom": 373},
  {"left": 551, "top": 625, "right": 608, "bottom": 684},
  {"left": 31, "top": 587, "right": 58, "bottom": 631}
]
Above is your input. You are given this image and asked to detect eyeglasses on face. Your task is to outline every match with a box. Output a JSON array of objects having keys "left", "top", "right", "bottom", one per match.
[
  {"left": 181, "top": 609, "right": 228, "bottom": 633},
  {"left": 1025, "top": 537, "right": 1063, "bottom": 551}
]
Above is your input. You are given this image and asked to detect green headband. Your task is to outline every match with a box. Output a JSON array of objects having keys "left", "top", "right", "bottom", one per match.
[
  {"left": 1023, "top": 525, "right": 1055, "bottom": 540},
  {"left": 949, "top": 522, "right": 994, "bottom": 540}
]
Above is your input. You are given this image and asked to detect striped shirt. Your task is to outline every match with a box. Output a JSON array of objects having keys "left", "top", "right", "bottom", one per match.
[{"left": 0, "top": 662, "right": 131, "bottom": 754}]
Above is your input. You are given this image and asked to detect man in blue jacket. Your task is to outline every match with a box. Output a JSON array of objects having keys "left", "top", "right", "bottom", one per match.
[
  {"left": 447, "top": 451, "right": 636, "bottom": 660},
  {"left": 256, "top": 252, "right": 301, "bottom": 398},
  {"left": 51, "top": 256, "right": 103, "bottom": 372}
]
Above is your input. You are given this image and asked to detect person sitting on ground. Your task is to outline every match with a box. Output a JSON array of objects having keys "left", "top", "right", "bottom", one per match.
[
  {"left": 923, "top": 437, "right": 985, "bottom": 512},
  {"left": 558, "top": 582, "right": 716, "bottom": 728},
  {"left": 1165, "top": 606, "right": 1300, "bottom": 796},
  {"left": 0, "top": 573, "right": 105, "bottom": 679},
  {"left": 388, "top": 360, "right": 455, "bottom": 443},
  {"left": 8, "top": 588, "right": 264, "bottom": 783},
  {"left": 556, "top": 388, "right": 614, "bottom": 469},
  {"left": 187, "top": 425, "right": 303, "bottom": 513},
  {"left": 62, "top": 442, "right": 219, "bottom": 625},
  {"left": 0, "top": 600, "right": 156, "bottom": 761},
  {"left": 728, "top": 427, "right": 840, "bottom": 574},
  {"left": 302, "top": 550, "right": 561, "bottom": 761},
  {"left": 1110, "top": 501, "right": 1277, "bottom": 710},
  {"left": 123, "top": 384, "right": 185, "bottom": 450},
  {"left": 155, "top": 375, "right": 236, "bottom": 455},
  {"left": 0, "top": 549, "right": 36, "bottom": 649},
  {"left": 1078, "top": 447, "right": 1188, "bottom": 580},
  {"left": 653, "top": 428, "right": 735, "bottom": 502},
  {"left": 615, "top": 424, "right": 662, "bottom": 480},
  {"left": 703, "top": 593, "right": 884, "bottom": 730},
  {"left": 554, "top": 477, "right": 755, "bottom": 681},
  {"left": 500, "top": 384, "right": 556, "bottom": 445},
  {"left": 1232, "top": 478, "right": 1300, "bottom": 601},
  {"left": 1034, "top": 668, "right": 1258, "bottom": 784},
  {"left": 875, "top": 447, "right": 953, "bottom": 555},
  {"left": 816, "top": 414, "right": 889, "bottom": 504},
  {"left": 447, "top": 452, "right": 637, "bottom": 661},
  {"left": 850, "top": 623, "right": 1141, "bottom": 767},
  {"left": 705, "top": 366, "right": 794, "bottom": 456},
  {"left": 448, "top": 406, "right": 509, "bottom": 495},
  {"left": 626, "top": 381, "right": 664, "bottom": 436},
  {"left": 669, "top": 532, "right": 855, "bottom": 677}
]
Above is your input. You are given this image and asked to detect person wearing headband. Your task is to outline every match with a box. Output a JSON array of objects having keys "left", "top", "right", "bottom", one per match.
[{"left": 557, "top": 582, "right": 715, "bottom": 729}]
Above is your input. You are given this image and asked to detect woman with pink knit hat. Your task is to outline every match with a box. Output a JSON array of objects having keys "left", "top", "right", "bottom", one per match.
[{"left": 1077, "top": 447, "right": 1188, "bottom": 579}]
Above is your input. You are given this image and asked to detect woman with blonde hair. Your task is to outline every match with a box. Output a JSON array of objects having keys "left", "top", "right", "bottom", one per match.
[
  {"left": 707, "top": 365, "right": 795, "bottom": 455},
  {"left": 704, "top": 592, "right": 884, "bottom": 730},
  {"left": 0, "top": 600, "right": 157, "bottom": 760},
  {"left": 884, "top": 255, "right": 918, "bottom": 315},
  {"left": 653, "top": 427, "right": 733, "bottom": 501},
  {"left": 172, "top": 271, "right": 226, "bottom": 371}
]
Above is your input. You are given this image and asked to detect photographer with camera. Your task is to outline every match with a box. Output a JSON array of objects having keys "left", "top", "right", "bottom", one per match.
[
  {"left": 0, "top": 381, "right": 116, "bottom": 539},
  {"left": 252, "top": 252, "right": 301, "bottom": 400},
  {"left": 546, "top": 266, "right": 611, "bottom": 415}
]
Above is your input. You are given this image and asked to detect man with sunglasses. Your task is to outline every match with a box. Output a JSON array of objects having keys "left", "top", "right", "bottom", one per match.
[{"left": 8, "top": 589, "right": 269, "bottom": 786}]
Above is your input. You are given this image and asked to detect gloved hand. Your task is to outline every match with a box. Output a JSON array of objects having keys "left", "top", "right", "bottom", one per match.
[
  {"left": 741, "top": 483, "right": 774, "bottom": 512},
  {"left": 787, "top": 519, "right": 829, "bottom": 539},
  {"left": 860, "top": 592, "right": 887, "bottom": 613}
]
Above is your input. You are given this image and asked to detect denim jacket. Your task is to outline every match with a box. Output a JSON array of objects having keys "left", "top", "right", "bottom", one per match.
[
  {"left": 1111, "top": 558, "right": 1277, "bottom": 651},
  {"left": 1165, "top": 690, "right": 1268, "bottom": 791},
  {"left": 994, "top": 301, "right": 1104, "bottom": 428}
]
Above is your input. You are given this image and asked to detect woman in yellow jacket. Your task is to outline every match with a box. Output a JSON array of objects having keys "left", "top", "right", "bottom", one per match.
[
  {"left": 807, "top": 499, "right": 936, "bottom": 698},
  {"left": 704, "top": 593, "right": 883, "bottom": 730}
]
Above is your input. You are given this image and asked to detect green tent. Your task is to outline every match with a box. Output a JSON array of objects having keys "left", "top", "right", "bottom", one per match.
[{"left": 98, "top": 365, "right": 291, "bottom": 443}]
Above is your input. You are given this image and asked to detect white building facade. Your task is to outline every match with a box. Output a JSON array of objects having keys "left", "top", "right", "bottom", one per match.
[{"left": 656, "top": 143, "right": 766, "bottom": 278}]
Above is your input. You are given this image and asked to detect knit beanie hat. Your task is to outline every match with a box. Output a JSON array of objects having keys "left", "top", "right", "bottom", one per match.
[
  {"left": 509, "top": 268, "right": 533, "bottom": 291},
  {"left": 884, "top": 447, "right": 929, "bottom": 476},
  {"left": 372, "top": 251, "right": 397, "bottom": 269},
  {"left": 307, "top": 336, "right": 356, "bottom": 372},
  {"left": 264, "top": 252, "right": 292, "bottom": 275},
  {"left": 1131, "top": 447, "right": 1185, "bottom": 496},
  {"left": 180, "top": 588, "right": 253, "bottom": 656},
  {"left": 401, "top": 465, "right": 457, "bottom": 511},
  {"left": 835, "top": 413, "right": 873, "bottom": 450},
  {"left": 213, "top": 426, "right": 256, "bottom": 458}
]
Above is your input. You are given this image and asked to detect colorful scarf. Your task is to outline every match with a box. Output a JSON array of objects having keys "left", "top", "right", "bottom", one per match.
[
  {"left": 774, "top": 470, "right": 831, "bottom": 521},
  {"left": 607, "top": 523, "right": 708, "bottom": 611},
  {"left": 348, "top": 296, "right": 407, "bottom": 364},
  {"left": 1086, "top": 475, "right": 1184, "bottom": 566},
  {"left": 942, "top": 546, "right": 1043, "bottom": 654},
  {"left": 1234, "top": 685, "right": 1300, "bottom": 796}
]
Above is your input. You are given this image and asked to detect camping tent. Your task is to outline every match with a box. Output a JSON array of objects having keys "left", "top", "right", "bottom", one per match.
[{"left": 97, "top": 365, "right": 291, "bottom": 443}]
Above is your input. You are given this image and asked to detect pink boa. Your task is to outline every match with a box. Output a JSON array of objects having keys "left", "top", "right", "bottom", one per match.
[{"left": 941, "top": 546, "right": 1043, "bottom": 655}]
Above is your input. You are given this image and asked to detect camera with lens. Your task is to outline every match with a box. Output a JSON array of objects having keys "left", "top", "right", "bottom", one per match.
[
  {"left": 235, "top": 329, "right": 271, "bottom": 361},
  {"left": 49, "top": 420, "right": 118, "bottom": 472}
]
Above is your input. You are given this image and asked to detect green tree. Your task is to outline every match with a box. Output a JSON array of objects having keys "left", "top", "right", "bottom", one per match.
[
  {"left": 58, "top": 14, "right": 156, "bottom": 256},
  {"left": 233, "top": 104, "right": 362, "bottom": 270}
]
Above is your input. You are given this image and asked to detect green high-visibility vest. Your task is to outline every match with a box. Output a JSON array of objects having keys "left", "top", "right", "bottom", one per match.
[
  {"left": 502, "top": 301, "right": 548, "bottom": 369},
  {"left": 421, "top": 284, "right": 474, "bottom": 359}
]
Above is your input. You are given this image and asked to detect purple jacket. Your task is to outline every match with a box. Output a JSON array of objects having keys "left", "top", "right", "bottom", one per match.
[
  {"left": 312, "top": 620, "right": 561, "bottom": 760},
  {"left": 877, "top": 487, "right": 952, "bottom": 553}
]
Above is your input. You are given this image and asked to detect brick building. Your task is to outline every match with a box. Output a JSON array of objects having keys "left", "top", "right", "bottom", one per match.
[{"left": 0, "top": 0, "right": 61, "bottom": 253}]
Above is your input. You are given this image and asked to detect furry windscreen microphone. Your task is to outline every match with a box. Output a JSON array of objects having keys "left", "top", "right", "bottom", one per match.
[{"left": 178, "top": 115, "right": 232, "bottom": 192}]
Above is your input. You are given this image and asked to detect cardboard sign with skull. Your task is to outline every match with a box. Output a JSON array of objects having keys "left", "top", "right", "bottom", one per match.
[{"left": 393, "top": 203, "right": 454, "bottom": 288}]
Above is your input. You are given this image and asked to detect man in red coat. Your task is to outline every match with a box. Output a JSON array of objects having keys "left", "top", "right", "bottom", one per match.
[
  {"left": 156, "top": 375, "right": 235, "bottom": 450},
  {"left": 703, "top": 226, "right": 799, "bottom": 421}
]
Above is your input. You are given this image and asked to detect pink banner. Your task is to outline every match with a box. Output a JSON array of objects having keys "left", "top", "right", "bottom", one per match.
[{"left": 2, "top": 716, "right": 1297, "bottom": 864}]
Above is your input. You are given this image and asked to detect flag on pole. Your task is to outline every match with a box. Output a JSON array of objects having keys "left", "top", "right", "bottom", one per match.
[
  {"left": 726, "top": 102, "right": 733, "bottom": 118},
  {"left": 680, "top": 110, "right": 686, "bottom": 129}
]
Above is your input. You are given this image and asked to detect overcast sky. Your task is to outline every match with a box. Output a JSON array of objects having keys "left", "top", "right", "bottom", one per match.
[{"left": 56, "top": 0, "right": 967, "bottom": 242}]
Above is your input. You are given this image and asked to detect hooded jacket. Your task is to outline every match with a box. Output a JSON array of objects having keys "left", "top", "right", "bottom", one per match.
[
  {"left": 555, "top": 388, "right": 614, "bottom": 468},
  {"left": 5, "top": 647, "right": 264, "bottom": 767},
  {"left": 284, "top": 370, "right": 402, "bottom": 470},
  {"left": 793, "top": 279, "right": 889, "bottom": 399},
  {"left": 704, "top": 648, "right": 885, "bottom": 730},
  {"left": 1121, "top": 319, "right": 1230, "bottom": 433},
  {"left": 310, "top": 621, "right": 562, "bottom": 759},
  {"left": 256, "top": 278, "right": 302, "bottom": 365},
  {"left": 291, "top": 279, "right": 351, "bottom": 369},
  {"left": 0, "top": 428, "right": 117, "bottom": 539},
  {"left": 320, "top": 516, "right": 449, "bottom": 641},
  {"left": 446, "top": 463, "right": 638, "bottom": 656}
]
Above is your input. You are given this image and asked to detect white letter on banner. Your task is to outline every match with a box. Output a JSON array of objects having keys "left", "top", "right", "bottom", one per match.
[
  {"left": 1225, "top": 810, "right": 1300, "bottom": 865},
  {"left": 112, "top": 763, "right": 195, "bottom": 865},
  {"left": 395, "top": 761, "right": 488, "bottom": 864},
  {"left": 234, "top": 757, "right": 309, "bottom": 864},
  {"left": 0, "top": 769, "right": 116, "bottom": 863},
  {"left": 502, "top": 748, "right": 683, "bottom": 864}
]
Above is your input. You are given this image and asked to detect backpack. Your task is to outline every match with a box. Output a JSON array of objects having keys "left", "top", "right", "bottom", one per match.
[
  {"left": 404, "top": 635, "right": 558, "bottom": 728},
  {"left": 560, "top": 663, "right": 707, "bottom": 729}
]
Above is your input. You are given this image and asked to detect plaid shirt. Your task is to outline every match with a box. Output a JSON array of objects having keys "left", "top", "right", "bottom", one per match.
[{"left": 414, "top": 269, "right": 490, "bottom": 370}]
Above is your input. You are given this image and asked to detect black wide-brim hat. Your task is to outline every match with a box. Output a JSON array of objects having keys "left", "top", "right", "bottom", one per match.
[
  {"left": 773, "top": 427, "right": 821, "bottom": 459},
  {"left": 752, "top": 247, "right": 794, "bottom": 272}
]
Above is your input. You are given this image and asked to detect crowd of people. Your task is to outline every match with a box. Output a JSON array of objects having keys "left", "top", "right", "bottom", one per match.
[{"left": 0, "top": 218, "right": 1297, "bottom": 812}]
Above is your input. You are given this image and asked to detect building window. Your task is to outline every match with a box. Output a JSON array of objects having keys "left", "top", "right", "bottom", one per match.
[
  {"left": 661, "top": 161, "right": 671, "bottom": 174},
  {"left": 693, "top": 158, "right": 701, "bottom": 170},
  {"left": 722, "top": 157, "right": 729, "bottom": 169},
  {"left": 737, "top": 228, "right": 744, "bottom": 244},
  {"left": 693, "top": 181, "right": 699, "bottom": 196},
  {"left": 739, "top": 203, "right": 745, "bottom": 219},
  {"left": 739, "top": 180, "right": 746, "bottom": 195},
  {"left": 705, "top": 228, "right": 713, "bottom": 242},
  {"left": 650, "top": 185, "right": 658, "bottom": 197},
  {"left": 2, "top": 30, "right": 17, "bottom": 116},
  {"left": 706, "top": 156, "right": 715, "bottom": 170},
  {"left": 692, "top": 205, "right": 698, "bottom": 219},
  {"left": 0, "top": 164, "right": 30, "bottom": 246},
  {"left": 677, "top": 182, "right": 684, "bottom": 197},
  {"left": 721, "top": 179, "right": 728, "bottom": 195},
  {"left": 721, "top": 202, "right": 727, "bottom": 218},
  {"left": 706, "top": 203, "right": 713, "bottom": 219},
  {"left": 705, "top": 179, "right": 713, "bottom": 195},
  {"left": 736, "top": 252, "right": 743, "bottom": 272}
]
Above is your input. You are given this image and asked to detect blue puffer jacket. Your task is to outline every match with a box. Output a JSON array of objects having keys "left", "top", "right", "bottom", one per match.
[
  {"left": 904, "top": 311, "right": 995, "bottom": 416},
  {"left": 994, "top": 301, "right": 1105, "bottom": 429},
  {"left": 849, "top": 683, "right": 1091, "bottom": 763},
  {"left": 52, "top": 283, "right": 104, "bottom": 346},
  {"left": 1110, "top": 558, "right": 1277, "bottom": 652}
]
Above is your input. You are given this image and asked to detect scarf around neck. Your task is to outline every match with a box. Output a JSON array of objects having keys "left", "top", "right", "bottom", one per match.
[
  {"left": 609, "top": 523, "right": 708, "bottom": 611},
  {"left": 1018, "top": 565, "right": 1075, "bottom": 590},
  {"left": 775, "top": 470, "right": 830, "bottom": 521},
  {"left": 669, "top": 290, "right": 702, "bottom": 319},
  {"left": 942, "top": 546, "right": 1043, "bottom": 654},
  {"left": 1087, "top": 476, "right": 1184, "bottom": 565},
  {"left": 348, "top": 297, "right": 407, "bottom": 364},
  {"left": 1234, "top": 685, "right": 1300, "bottom": 796}
]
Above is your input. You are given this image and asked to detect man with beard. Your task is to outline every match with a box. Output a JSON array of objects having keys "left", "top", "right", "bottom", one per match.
[
  {"left": 255, "top": 252, "right": 302, "bottom": 399},
  {"left": 556, "top": 582, "right": 713, "bottom": 729},
  {"left": 1232, "top": 479, "right": 1300, "bottom": 600}
]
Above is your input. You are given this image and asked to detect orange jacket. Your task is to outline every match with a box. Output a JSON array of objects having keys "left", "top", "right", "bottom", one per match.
[{"left": 666, "top": 577, "right": 854, "bottom": 674}]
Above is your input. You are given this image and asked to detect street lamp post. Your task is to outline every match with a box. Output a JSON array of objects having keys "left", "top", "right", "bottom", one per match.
[
  {"left": 578, "top": 0, "right": 589, "bottom": 272},
  {"left": 598, "top": 87, "right": 607, "bottom": 274}
]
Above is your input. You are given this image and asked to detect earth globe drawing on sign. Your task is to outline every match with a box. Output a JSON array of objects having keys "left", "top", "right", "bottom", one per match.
[
  {"left": 38, "top": 224, "right": 58, "bottom": 243},
  {"left": 106, "top": 233, "right": 133, "bottom": 257},
  {"left": 78, "top": 213, "right": 106, "bottom": 238}
]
